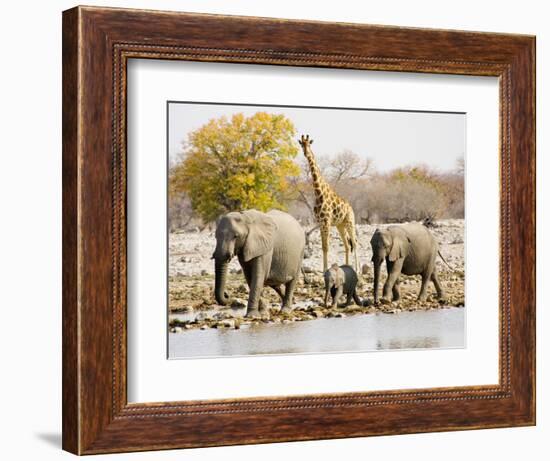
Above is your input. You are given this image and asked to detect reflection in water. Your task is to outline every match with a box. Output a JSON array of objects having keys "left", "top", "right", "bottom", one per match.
[
  {"left": 169, "top": 308, "right": 465, "bottom": 359},
  {"left": 377, "top": 337, "right": 440, "bottom": 350}
]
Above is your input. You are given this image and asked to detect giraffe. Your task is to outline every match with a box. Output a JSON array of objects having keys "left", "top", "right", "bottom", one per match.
[{"left": 298, "top": 134, "right": 359, "bottom": 273}]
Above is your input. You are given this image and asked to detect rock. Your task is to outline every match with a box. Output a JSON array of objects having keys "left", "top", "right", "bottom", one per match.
[
  {"left": 214, "top": 311, "right": 234, "bottom": 320},
  {"left": 361, "top": 264, "right": 370, "bottom": 275},
  {"left": 302, "top": 265, "right": 315, "bottom": 274},
  {"left": 174, "top": 326, "right": 183, "bottom": 333},
  {"left": 200, "top": 269, "right": 208, "bottom": 276},
  {"left": 196, "top": 312, "right": 213, "bottom": 321},
  {"left": 218, "top": 319, "right": 236, "bottom": 328},
  {"left": 200, "top": 325, "right": 208, "bottom": 330}
]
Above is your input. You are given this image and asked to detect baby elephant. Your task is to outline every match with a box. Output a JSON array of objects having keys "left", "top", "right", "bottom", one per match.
[
  {"left": 324, "top": 264, "right": 362, "bottom": 308},
  {"left": 370, "top": 223, "right": 448, "bottom": 304}
]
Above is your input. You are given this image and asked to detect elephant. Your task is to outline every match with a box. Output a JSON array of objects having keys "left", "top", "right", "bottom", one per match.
[
  {"left": 370, "top": 223, "right": 448, "bottom": 304},
  {"left": 324, "top": 263, "right": 362, "bottom": 308},
  {"left": 213, "top": 209, "right": 306, "bottom": 318}
]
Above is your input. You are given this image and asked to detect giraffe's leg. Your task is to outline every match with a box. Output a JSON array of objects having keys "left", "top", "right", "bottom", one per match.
[
  {"left": 320, "top": 222, "right": 330, "bottom": 272},
  {"left": 337, "top": 225, "right": 350, "bottom": 266},
  {"left": 347, "top": 222, "right": 360, "bottom": 273}
]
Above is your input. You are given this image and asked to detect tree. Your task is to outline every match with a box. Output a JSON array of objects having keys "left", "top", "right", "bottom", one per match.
[
  {"left": 326, "top": 149, "right": 373, "bottom": 183},
  {"left": 169, "top": 112, "right": 300, "bottom": 222},
  {"left": 357, "top": 164, "right": 464, "bottom": 223}
]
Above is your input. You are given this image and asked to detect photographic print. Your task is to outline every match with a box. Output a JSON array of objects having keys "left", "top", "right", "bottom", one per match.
[
  {"left": 62, "top": 9, "right": 536, "bottom": 452},
  {"left": 168, "top": 102, "right": 465, "bottom": 359}
]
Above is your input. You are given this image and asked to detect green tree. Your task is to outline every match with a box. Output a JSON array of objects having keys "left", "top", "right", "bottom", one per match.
[{"left": 170, "top": 112, "right": 300, "bottom": 222}]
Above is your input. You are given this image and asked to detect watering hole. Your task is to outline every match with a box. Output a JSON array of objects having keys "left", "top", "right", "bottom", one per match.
[{"left": 168, "top": 307, "right": 465, "bottom": 359}]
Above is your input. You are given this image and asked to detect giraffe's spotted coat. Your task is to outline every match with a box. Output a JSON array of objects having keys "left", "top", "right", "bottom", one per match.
[{"left": 298, "top": 134, "right": 359, "bottom": 271}]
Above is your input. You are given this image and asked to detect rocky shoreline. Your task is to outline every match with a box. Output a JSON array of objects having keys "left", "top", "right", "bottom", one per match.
[{"left": 169, "top": 301, "right": 464, "bottom": 333}]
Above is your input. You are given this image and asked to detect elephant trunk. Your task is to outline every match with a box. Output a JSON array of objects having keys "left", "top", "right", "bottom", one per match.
[
  {"left": 373, "top": 260, "right": 381, "bottom": 304},
  {"left": 214, "top": 259, "right": 232, "bottom": 306}
]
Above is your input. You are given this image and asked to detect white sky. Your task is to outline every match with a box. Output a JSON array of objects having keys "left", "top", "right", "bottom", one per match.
[{"left": 168, "top": 102, "right": 465, "bottom": 173}]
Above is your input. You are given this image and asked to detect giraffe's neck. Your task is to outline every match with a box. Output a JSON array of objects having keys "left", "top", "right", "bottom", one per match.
[{"left": 303, "top": 147, "right": 328, "bottom": 201}]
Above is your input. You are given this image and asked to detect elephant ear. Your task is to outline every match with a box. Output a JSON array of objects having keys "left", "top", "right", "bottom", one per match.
[
  {"left": 241, "top": 210, "right": 278, "bottom": 262},
  {"left": 388, "top": 233, "right": 409, "bottom": 262}
]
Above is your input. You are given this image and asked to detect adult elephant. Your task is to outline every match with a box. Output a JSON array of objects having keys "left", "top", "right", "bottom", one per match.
[
  {"left": 213, "top": 209, "right": 306, "bottom": 318},
  {"left": 370, "top": 223, "right": 448, "bottom": 304}
]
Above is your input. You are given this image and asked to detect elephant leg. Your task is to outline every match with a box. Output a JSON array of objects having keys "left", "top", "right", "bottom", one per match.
[
  {"left": 382, "top": 259, "right": 403, "bottom": 302},
  {"left": 271, "top": 284, "right": 285, "bottom": 301},
  {"left": 320, "top": 223, "right": 330, "bottom": 272},
  {"left": 246, "top": 259, "right": 265, "bottom": 317},
  {"left": 431, "top": 272, "right": 447, "bottom": 301},
  {"left": 337, "top": 225, "right": 350, "bottom": 266},
  {"left": 392, "top": 278, "right": 401, "bottom": 301},
  {"left": 258, "top": 297, "right": 268, "bottom": 312},
  {"left": 281, "top": 278, "right": 298, "bottom": 313},
  {"left": 324, "top": 288, "right": 331, "bottom": 308},
  {"left": 332, "top": 285, "right": 344, "bottom": 308},
  {"left": 344, "top": 292, "right": 353, "bottom": 307},
  {"left": 417, "top": 271, "right": 432, "bottom": 302}
]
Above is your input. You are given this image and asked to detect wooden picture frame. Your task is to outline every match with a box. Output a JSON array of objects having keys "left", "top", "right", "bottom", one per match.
[{"left": 62, "top": 5, "right": 535, "bottom": 455}]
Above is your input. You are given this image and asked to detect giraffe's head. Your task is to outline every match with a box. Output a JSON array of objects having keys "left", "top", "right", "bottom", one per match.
[{"left": 298, "top": 134, "right": 314, "bottom": 151}]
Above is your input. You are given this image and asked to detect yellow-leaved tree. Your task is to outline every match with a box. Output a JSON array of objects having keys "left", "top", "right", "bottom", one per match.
[{"left": 170, "top": 112, "right": 300, "bottom": 222}]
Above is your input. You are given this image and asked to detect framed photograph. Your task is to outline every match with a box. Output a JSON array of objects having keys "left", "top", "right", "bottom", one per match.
[{"left": 62, "top": 6, "right": 535, "bottom": 455}]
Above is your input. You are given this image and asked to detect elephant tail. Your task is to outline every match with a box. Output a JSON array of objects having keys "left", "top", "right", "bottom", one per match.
[{"left": 438, "top": 250, "right": 453, "bottom": 271}]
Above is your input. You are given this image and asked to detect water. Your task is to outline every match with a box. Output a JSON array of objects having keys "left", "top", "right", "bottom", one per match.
[{"left": 168, "top": 307, "right": 465, "bottom": 359}]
